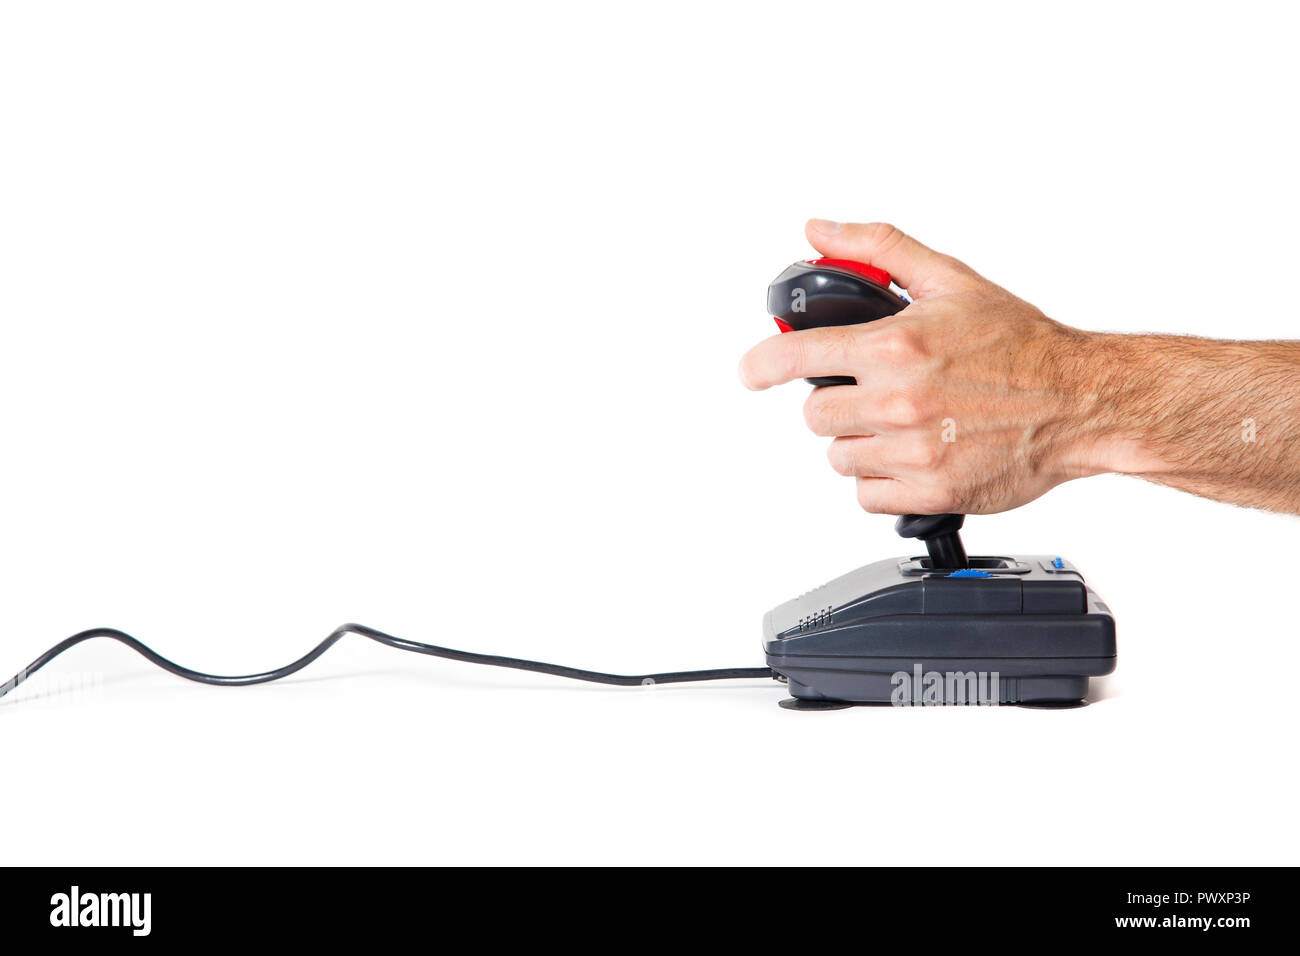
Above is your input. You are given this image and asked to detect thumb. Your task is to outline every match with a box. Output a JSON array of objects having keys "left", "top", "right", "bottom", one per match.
[{"left": 805, "top": 220, "right": 967, "bottom": 295}]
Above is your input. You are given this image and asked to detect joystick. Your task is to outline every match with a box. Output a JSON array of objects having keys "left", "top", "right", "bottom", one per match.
[
  {"left": 768, "top": 257, "right": 972, "bottom": 570},
  {"left": 761, "top": 257, "right": 1116, "bottom": 707},
  {"left": 766, "top": 257, "right": 905, "bottom": 387}
]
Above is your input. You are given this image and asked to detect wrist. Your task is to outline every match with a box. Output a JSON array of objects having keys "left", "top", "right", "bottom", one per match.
[{"left": 1043, "top": 330, "right": 1168, "bottom": 480}]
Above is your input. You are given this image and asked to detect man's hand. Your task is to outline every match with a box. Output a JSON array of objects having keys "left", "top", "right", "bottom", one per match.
[
  {"left": 739, "top": 219, "right": 1300, "bottom": 516},
  {"left": 740, "top": 219, "right": 1101, "bottom": 514}
]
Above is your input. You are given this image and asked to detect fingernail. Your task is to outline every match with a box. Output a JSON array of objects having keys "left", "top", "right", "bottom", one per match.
[{"left": 809, "top": 218, "right": 842, "bottom": 235}]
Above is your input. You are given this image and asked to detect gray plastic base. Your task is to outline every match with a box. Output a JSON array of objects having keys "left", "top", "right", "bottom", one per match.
[
  {"left": 785, "top": 674, "right": 1090, "bottom": 706},
  {"left": 764, "top": 554, "right": 1116, "bottom": 708}
]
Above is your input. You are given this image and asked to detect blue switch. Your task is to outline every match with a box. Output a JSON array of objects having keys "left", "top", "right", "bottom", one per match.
[
  {"left": 1051, "top": 557, "right": 1064, "bottom": 569},
  {"left": 948, "top": 569, "right": 993, "bottom": 578}
]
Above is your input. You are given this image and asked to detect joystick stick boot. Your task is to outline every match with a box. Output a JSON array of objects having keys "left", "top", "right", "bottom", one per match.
[{"left": 895, "top": 513, "right": 968, "bottom": 570}]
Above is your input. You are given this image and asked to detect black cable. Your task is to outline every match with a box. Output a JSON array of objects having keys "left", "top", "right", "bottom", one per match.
[{"left": 0, "top": 622, "right": 774, "bottom": 702}]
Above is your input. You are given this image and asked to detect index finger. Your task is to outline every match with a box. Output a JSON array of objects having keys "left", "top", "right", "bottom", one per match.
[{"left": 739, "top": 325, "right": 864, "bottom": 391}]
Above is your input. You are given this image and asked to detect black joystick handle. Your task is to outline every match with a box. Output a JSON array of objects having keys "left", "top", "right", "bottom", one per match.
[
  {"left": 895, "top": 513, "right": 968, "bottom": 570},
  {"left": 767, "top": 258, "right": 968, "bottom": 567}
]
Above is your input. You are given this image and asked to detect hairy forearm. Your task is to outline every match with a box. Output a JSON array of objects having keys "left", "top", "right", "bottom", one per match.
[{"left": 1063, "top": 332, "right": 1300, "bottom": 513}]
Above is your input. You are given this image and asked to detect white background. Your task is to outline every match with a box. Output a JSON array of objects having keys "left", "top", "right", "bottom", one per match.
[{"left": 1, "top": 1, "right": 1296, "bottom": 866}]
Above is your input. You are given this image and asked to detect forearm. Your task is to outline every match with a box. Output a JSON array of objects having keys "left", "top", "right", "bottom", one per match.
[{"left": 1064, "top": 332, "right": 1300, "bottom": 513}]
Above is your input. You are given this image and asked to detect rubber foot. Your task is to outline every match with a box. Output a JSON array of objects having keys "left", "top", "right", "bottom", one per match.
[
  {"left": 778, "top": 697, "right": 855, "bottom": 711},
  {"left": 1017, "top": 698, "right": 1089, "bottom": 710}
]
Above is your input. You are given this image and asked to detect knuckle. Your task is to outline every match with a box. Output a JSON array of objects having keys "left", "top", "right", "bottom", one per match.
[
  {"left": 860, "top": 221, "right": 907, "bottom": 252},
  {"left": 806, "top": 327, "right": 855, "bottom": 375},
  {"left": 904, "top": 438, "right": 944, "bottom": 471},
  {"left": 855, "top": 479, "right": 886, "bottom": 513},
  {"left": 882, "top": 391, "right": 924, "bottom": 427},
  {"left": 804, "top": 391, "right": 855, "bottom": 436},
  {"left": 826, "top": 327, "right": 858, "bottom": 366},
  {"left": 827, "top": 440, "right": 855, "bottom": 476},
  {"left": 779, "top": 336, "right": 808, "bottom": 384},
  {"left": 913, "top": 483, "right": 958, "bottom": 514},
  {"left": 857, "top": 478, "right": 899, "bottom": 515},
  {"left": 874, "top": 324, "right": 924, "bottom": 364},
  {"left": 801, "top": 391, "right": 827, "bottom": 435}
]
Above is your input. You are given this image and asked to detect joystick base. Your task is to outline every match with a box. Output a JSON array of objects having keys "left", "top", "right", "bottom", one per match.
[{"left": 763, "top": 554, "right": 1115, "bottom": 707}]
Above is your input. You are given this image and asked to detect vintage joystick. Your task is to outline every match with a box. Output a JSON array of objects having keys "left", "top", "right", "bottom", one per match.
[
  {"left": 767, "top": 258, "right": 969, "bottom": 569},
  {"left": 762, "top": 256, "right": 1117, "bottom": 707}
]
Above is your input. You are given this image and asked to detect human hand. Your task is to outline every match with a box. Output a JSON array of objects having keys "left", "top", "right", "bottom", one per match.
[{"left": 739, "top": 220, "right": 1105, "bottom": 515}]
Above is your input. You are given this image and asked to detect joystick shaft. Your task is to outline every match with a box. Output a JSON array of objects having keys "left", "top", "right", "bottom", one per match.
[{"left": 895, "top": 513, "right": 968, "bottom": 570}]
